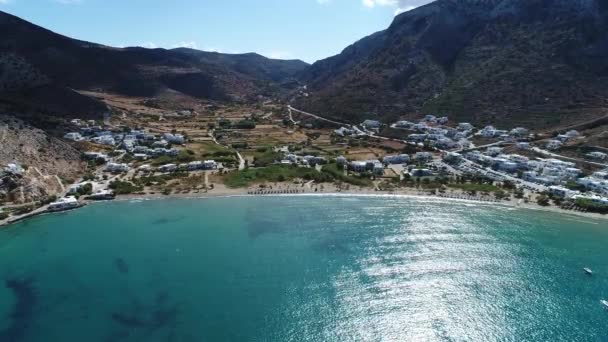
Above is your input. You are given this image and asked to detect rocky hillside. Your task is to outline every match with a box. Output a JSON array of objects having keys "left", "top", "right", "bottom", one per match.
[
  {"left": 0, "top": 114, "right": 85, "bottom": 204},
  {"left": 297, "top": 0, "right": 608, "bottom": 129},
  {"left": 0, "top": 10, "right": 308, "bottom": 120}
]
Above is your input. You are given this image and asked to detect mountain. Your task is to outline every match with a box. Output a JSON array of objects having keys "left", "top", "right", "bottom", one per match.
[
  {"left": 0, "top": 10, "right": 308, "bottom": 119},
  {"left": 297, "top": 0, "right": 608, "bottom": 128}
]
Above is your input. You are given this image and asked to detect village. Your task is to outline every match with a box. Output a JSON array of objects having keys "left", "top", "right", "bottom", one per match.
[{"left": 2, "top": 99, "right": 608, "bottom": 224}]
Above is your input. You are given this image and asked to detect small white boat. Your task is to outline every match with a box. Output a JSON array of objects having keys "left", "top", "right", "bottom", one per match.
[
  {"left": 601, "top": 300, "right": 608, "bottom": 309},
  {"left": 584, "top": 267, "right": 593, "bottom": 275}
]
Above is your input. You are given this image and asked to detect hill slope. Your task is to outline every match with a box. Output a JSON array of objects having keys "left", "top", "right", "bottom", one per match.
[
  {"left": 297, "top": 0, "right": 608, "bottom": 128},
  {"left": 0, "top": 10, "right": 308, "bottom": 119}
]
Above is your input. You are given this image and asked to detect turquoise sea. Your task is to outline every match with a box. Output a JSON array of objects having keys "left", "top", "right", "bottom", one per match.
[{"left": 0, "top": 195, "right": 607, "bottom": 341}]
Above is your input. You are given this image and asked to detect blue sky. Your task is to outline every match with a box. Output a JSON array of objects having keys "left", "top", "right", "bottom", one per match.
[{"left": 0, "top": 0, "right": 432, "bottom": 63}]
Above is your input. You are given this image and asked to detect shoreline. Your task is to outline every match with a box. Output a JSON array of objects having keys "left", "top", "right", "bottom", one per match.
[{"left": 1, "top": 187, "right": 606, "bottom": 228}]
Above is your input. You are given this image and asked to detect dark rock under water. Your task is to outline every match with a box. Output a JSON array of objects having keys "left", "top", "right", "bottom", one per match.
[
  {"left": 0, "top": 277, "right": 36, "bottom": 342},
  {"left": 114, "top": 258, "right": 129, "bottom": 274}
]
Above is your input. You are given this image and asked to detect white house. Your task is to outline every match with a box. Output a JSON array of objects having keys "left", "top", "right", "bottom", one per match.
[
  {"left": 546, "top": 140, "right": 563, "bottom": 150},
  {"left": 92, "top": 136, "right": 115, "bottom": 146},
  {"left": 587, "top": 151, "right": 607, "bottom": 161},
  {"left": 105, "top": 163, "right": 130, "bottom": 173},
  {"left": 394, "top": 121, "right": 415, "bottom": 129},
  {"left": 458, "top": 123, "right": 474, "bottom": 131},
  {"left": 159, "top": 164, "right": 178, "bottom": 173},
  {"left": 163, "top": 133, "right": 185, "bottom": 144},
  {"left": 203, "top": 160, "right": 218, "bottom": 169},
  {"left": 334, "top": 127, "right": 355, "bottom": 137},
  {"left": 443, "top": 152, "right": 463, "bottom": 163},
  {"left": 510, "top": 127, "right": 529, "bottom": 136},
  {"left": 565, "top": 130, "right": 580, "bottom": 138},
  {"left": 408, "top": 134, "right": 428, "bottom": 142},
  {"left": 571, "top": 194, "right": 608, "bottom": 206},
  {"left": 415, "top": 152, "right": 433, "bottom": 162},
  {"left": 486, "top": 147, "right": 503, "bottom": 156},
  {"left": 480, "top": 126, "right": 497, "bottom": 137},
  {"left": 64, "top": 132, "right": 84, "bottom": 141},
  {"left": 4, "top": 163, "right": 23, "bottom": 175},
  {"left": 516, "top": 142, "right": 531, "bottom": 150},
  {"left": 362, "top": 120, "right": 381, "bottom": 130},
  {"left": 349, "top": 161, "right": 368, "bottom": 173},
  {"left": 383, "top": 154, "right": 410, "bottom": 165},
  {"left": 577, "top": 177, "right": 608, "bottom": 194},
  {"left": 48, "top": 196, "right": 79, "bottom": 211},
  {"left": 88, "top": 190, "right": 115, "bottom": 200},
  {"left": 548, "top": 186, "right": 579, "bottom": 199}
]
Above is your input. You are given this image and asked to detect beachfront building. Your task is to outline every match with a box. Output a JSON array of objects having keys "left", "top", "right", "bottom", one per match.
[
  {"left": 336, "top": 156, "right": 348, "bottom": 167},
  {"left": 571, "top": 194, "right": 608, "bottom": 206},
  {"left": 577, "top": 177, "right": 608, "bottom": 195},
  {"left": 410, "top": 168, "right": 434, "bottom": 177},
  {"left": 88, "top": 190, "right": 115, "bottom": 200},
  {"left": 48, "top": 196, "right": 79, "bottom": 211},
  {"left": 383, "top": 154, "right": 410, "bottom": 165},
  {"left": 349, "top": 161, "right": 367, "bottom": 173},
  {"left": 548, "top": 186, "right": 579, "bottom": 199},
  {"left": 348, "top": 160, "right": 383, "bottom": 175}
]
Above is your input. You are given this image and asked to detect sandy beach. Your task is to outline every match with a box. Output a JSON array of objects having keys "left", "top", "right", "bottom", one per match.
[{"left": 2, "top": 183, "right": 607, "bottom": 228}]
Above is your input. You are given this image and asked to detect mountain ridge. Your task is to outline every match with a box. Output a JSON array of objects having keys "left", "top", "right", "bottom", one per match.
[
  {"left": 0, "top": 10, "right": 308, "bottom": 119},
  {"left": 296, "top": 0, "right": 608, "bottom": 128}
]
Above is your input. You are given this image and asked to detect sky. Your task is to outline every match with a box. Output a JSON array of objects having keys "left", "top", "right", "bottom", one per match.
[{"left": 0, "top": 0, "right": 433, "bottom": 63}]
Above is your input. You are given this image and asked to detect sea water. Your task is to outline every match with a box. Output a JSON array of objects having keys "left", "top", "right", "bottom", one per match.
[{"left": 0, "top": 196, "right": 607, "bottom": 341}]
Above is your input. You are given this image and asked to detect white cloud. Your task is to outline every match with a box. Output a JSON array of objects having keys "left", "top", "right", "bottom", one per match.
[
  {"left": 264, "top": 51, "right": 294, "bottom": 60},
  {"left": 171, "top": 41, "right": 199, "bottom": 49},
  {"left": 0, "top": 0, "right": 12, "bottom": 4},
  {"left": 139, "top": 42, "right": 158, "bottom": 49},
  {"left": 54, "top": 0, "right": 82, "bottom": 4},
  {"left": 362, "top": 0, "right": 432, "bottom": 14}
]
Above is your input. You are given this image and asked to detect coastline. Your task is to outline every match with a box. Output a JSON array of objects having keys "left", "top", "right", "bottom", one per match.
[{"left": 2, "top": 186, "right": 606, "bottom": 228}]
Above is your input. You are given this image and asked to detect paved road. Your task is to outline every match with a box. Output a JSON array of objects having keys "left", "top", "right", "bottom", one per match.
[
  {"left": 288, "top": 106, "right": 351, "bottom": 127},
  {"left": 532, "top": 147, "right": 608, "bottom": 168},
  {"left": 236, "top": 151, "right": 246, "bottom": 171}
]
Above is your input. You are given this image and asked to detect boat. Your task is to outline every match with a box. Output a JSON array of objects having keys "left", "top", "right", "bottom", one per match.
[
  {"left": 584, "top": 267, "right": 593, "bottom": 275},
  {"left": 602, "top": 300, "right": 608, "bottom": 309}
]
